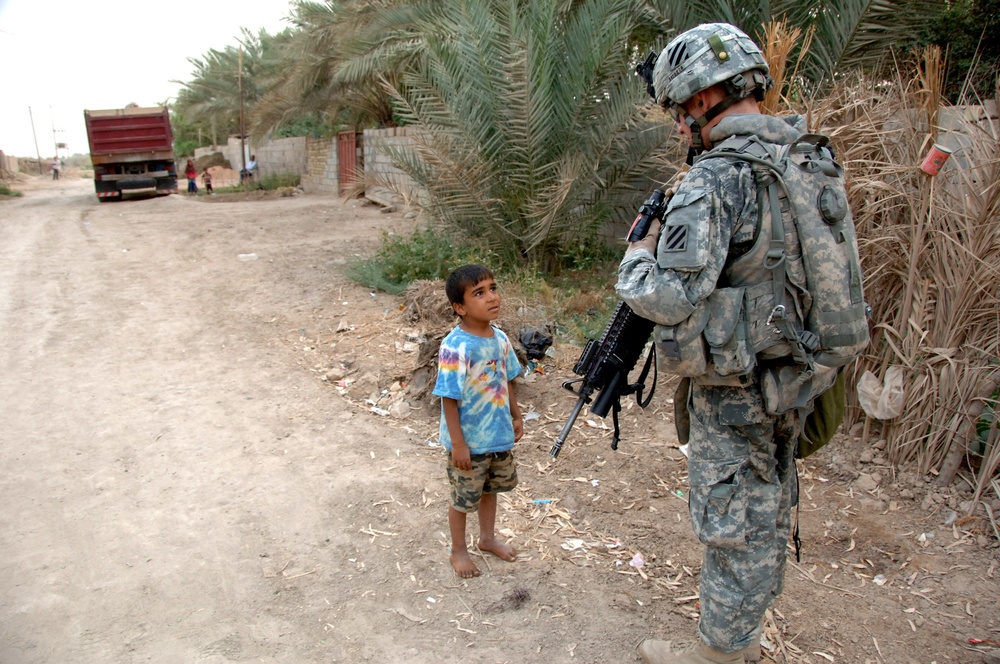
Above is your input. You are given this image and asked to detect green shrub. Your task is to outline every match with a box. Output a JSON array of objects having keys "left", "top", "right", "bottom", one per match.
[
  {"left": 348, "top": 226, "right": 498, "bottom": 295},
  {"left": 0, "top": 182, "right": 22, "bottom": 197},
  {"left": 347, "top": 223, "right": 622, "bottom": 345},
  {"left": 256, "top": 173, "right": 300, "bottom": 190}
]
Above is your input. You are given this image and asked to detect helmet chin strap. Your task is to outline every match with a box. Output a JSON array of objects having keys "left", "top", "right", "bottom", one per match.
[{"left": 683, "top": 93, "right": 745, "bottom": 156}]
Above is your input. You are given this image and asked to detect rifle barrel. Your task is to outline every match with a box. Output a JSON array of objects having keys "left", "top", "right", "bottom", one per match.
[{"left": 549, "top": 394, "right": 588, "bottom": 458}]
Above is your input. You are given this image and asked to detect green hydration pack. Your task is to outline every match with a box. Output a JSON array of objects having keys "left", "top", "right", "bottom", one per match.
[{"left": 664, "top": 133, "right": 869, "bottom": 456}]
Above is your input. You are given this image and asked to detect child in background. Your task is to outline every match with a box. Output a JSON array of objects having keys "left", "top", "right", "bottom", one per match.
[
  {"left": 201, "top": 169, "right": 213, "bottom": 194},
  {"left": 433, "top": 264, "right": 523, "bottom": 578},
  {"left": 185, "top": 159, "right": 198, "bottom": 195}
]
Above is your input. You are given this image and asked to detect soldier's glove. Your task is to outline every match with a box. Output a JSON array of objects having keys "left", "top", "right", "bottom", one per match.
[{"left": 626, "top": 219, "right": 661, "bottom": 256}]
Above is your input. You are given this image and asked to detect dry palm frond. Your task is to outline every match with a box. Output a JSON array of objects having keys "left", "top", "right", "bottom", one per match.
[
  {"left": 915, "top": 45, "right": 946, "bottom": 142},
  {"left": 760, "top": 19, "right": 814, "bottom": 116}
]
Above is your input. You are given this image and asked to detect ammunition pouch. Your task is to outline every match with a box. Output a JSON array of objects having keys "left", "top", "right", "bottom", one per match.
[{"left": 655, "top": 287, "right": 757, "bottom": 380}]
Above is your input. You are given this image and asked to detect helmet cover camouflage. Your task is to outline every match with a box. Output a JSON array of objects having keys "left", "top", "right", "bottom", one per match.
[{"left": 652, "top": 23, "right": 769, "bottom": 108}]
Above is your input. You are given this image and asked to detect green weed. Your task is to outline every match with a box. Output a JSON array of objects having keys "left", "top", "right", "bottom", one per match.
[{"left": 0, "top": 182, "right": 23, "bottom": 197}]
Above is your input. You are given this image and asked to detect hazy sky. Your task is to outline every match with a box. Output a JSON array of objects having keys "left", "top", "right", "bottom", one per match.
[{"left": 0, "top": 0, "right": 293, "bottom": 158}]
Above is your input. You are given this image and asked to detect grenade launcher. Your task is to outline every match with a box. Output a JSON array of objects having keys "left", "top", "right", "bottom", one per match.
[{"left": 549, "top": 189, "right": 669, "bottom": 458}]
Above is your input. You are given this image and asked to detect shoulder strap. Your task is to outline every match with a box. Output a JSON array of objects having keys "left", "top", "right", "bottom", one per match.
[{"left": 708, "top": 136, "right": 817, "bottom": 369}]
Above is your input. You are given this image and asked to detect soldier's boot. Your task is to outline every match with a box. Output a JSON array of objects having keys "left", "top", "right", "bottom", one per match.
[{"left": 638, "top": 640, "right": 745, "bottom": 664}]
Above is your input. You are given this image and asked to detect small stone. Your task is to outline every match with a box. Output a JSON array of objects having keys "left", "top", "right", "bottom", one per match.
[
  {"left": 325, "top": 365, "right": 350, "bottom": 381},
  {"left": 855, "top": 473, "right": 879, "bottom": 492},
  {"left": 389, "top": 401, "right": 411, "bottom": 419},
  {"left": 859, "top": 449, "right": 875, "bottom": 464},
  {"left": 873, "top": 438, "right": 887, "bottom": 450}
]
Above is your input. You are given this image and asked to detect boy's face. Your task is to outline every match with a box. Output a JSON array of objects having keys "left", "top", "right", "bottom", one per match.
[{"left": 453, "top": 278, "right": 500, "bottom": 323}]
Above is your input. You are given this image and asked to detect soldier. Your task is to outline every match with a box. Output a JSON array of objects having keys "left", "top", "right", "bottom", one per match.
[{"left": 617, "top": 24, "right": 824, "bottom": 664}]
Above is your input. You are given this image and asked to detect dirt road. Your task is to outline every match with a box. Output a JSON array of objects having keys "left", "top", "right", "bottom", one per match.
[{"left": 1, "top": 176, "right": 998, "bottom": 664}]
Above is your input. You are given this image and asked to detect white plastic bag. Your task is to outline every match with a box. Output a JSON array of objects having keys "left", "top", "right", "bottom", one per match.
[{"left": 857, "top": 366, "right": 905, "bottom": 420}]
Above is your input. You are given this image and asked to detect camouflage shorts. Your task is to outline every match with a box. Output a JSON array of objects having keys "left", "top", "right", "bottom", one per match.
[{"left": 447, "top": 450, "right": 518, "bottom": 513}]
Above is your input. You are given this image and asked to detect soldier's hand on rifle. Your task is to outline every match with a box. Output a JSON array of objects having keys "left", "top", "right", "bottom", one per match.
[
  {"left": 664, "top": 164, "right": 690, "bottom": 198},
  {"left": 627, "top": 219, "right": 660, "bottom": 255}
]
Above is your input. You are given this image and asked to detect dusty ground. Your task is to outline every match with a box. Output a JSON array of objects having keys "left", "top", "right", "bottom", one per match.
[{"left": 1, "top": 173, "right": 998, "bottom": 664}]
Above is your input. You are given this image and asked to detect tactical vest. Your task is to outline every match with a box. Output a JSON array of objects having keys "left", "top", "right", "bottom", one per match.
[{"left": 657, "top": 132, "right": 869, "bottom": 412}]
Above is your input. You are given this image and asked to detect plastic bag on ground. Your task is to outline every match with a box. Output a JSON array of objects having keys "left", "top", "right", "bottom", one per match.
[{"left": 857, "top": 366, "right": 905, "bottom": 420}]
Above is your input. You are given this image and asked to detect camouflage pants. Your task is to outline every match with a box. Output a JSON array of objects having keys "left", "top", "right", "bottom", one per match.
[
  {"left": 686, "top": 379, "right": 798, "bottom": 653},
  {"left": 446, "top": 450, "right": 517, "bottom": 513}
]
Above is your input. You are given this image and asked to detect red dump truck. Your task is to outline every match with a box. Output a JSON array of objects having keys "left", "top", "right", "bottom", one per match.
[{"left": 84, "top": 106, "right": 177, "bottom": 201}]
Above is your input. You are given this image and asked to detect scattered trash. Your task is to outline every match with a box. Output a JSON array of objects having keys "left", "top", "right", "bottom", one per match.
[
  {"left": 426, "top": 439, "right": 440, "bottom": 447},
  {"left": 523, "top": 412, "right": 540, "bottom": 422},
  {"left": 237, "top": 253, "right": 258, "bottom": 261},
  {"left": 873, "top": 574, "right": 888, "bottom": 586},
  {"left": 944, "top": 510, "right": 958, "bottom": 526},
  {"left": 857, "top": 366, "right": 904, "bottom": 420},
  {"left": 591, "top": 479, "right": 600, "bottom": 487},
  {"left": 519, "top": 327, "right": 554, "bottom": 360},
  {"left": 532, "top": 499, "right": 552, "bottom": 504},
  {"left": 561, "top": 538, "right": 588, "bottom": 551},
  {"left": 370, "top": 406, "right": 390, "bottom": 417},
  {"left": 678, "top": 443, "right": 689, "bottom": 458},
  {"left": 629, "top": 552, "right": 645, "bottom": 569}
]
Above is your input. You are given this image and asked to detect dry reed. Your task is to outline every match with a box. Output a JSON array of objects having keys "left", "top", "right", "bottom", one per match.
[{"left": 803, "top": 50, "right": 1000, "bottom": 504}]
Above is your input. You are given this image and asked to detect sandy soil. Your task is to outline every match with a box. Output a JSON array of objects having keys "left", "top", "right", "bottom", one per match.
[{"left": 1, "top": 174, "right": 998, "bottom": 664}]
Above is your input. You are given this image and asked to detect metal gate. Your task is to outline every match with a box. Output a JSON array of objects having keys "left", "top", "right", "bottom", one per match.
[{"left": 337, "top": 131, "right": 363, "bottom": 195}]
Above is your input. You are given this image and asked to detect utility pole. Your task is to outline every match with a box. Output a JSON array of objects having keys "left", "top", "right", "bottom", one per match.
[
  {"left": 50, "top": 106, "right": 65, "bottom": 161},
  {"left": 28, "top": 107, "right": 43, "bottom": 174},
  {"left": 238, "top": 45, "right": 247, "bottom": 190}
]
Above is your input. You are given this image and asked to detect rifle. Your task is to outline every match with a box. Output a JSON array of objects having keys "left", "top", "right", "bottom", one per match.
[{"left": 549, "top": 189, "right": 670, "bottom": 458}]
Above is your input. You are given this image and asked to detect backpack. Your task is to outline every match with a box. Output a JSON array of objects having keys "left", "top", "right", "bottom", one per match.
[{"left": 716, "top": 132, "right": 868, "bottom": 449}]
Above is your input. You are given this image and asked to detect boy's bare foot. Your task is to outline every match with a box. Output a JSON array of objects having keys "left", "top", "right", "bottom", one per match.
[
  {"left": 450, "top": 550, "right": 481, "bottom": 578},
  {"left": 477, "top": 536, "right": 518, "bottom": 562}
]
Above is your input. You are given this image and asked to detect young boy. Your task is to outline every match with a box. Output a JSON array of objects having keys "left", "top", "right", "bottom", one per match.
[
  {"left": 433, "top": 264, "right": 524, "bottom": 578},
  {"left": 201, "top": 169, "right": 214, "bottom": 194}
]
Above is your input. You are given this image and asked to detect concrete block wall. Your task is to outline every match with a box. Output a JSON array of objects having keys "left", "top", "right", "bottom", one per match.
[
  {"left": 0, "top": 151, "right": 18, "bottom": 175},
  {"left": 254, "top": 136, "right": 307, "bottom": 179},
  {"left": 302, "top": 137, "right": 339, "bottom": 195},
  {"left": 193, "top": 136, "right": 307, "bottom": 180},
  {"left": 362, "top": 127, "right": 426, "bottom": 208}
]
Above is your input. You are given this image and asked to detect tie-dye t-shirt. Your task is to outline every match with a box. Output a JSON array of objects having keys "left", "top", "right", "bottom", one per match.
[{"left": 433, "top": 325, "right": 523, "bottom": 454}]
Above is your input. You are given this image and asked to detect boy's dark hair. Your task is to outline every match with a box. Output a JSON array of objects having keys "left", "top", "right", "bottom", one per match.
[{"left": 445, "top": 264, "right": 494, "bottom": 307}]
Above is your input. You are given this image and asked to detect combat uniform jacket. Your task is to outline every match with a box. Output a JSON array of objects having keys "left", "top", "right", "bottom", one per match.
[{"left": 616, "top": 112, "right": 807, "bottom": 380}]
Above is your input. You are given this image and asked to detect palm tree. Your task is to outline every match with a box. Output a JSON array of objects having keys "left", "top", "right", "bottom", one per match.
[
  {"left": 366, "top": 0, "right": 679, "bottom": 268},
  {"left": 175, "top": 28, "right": 289, "bottom": 146},
  {"left": 253, "top": 1, "right": 405, "bottom": 135},
  {"left": 650, "top": 0, "right": 945, "bottom": 90}
]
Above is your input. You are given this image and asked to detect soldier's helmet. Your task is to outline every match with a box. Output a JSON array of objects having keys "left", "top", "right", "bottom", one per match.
[{"left": 652, "top": 23, "right": 770, "bottom": 112}]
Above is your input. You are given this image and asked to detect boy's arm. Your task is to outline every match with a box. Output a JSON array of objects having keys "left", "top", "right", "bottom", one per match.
[
  {"left": 508, "top": 380, "right": 524, "bottom": 442},
  {"left": 442, "top": 397, "right": 472, "bottom": 470}
]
